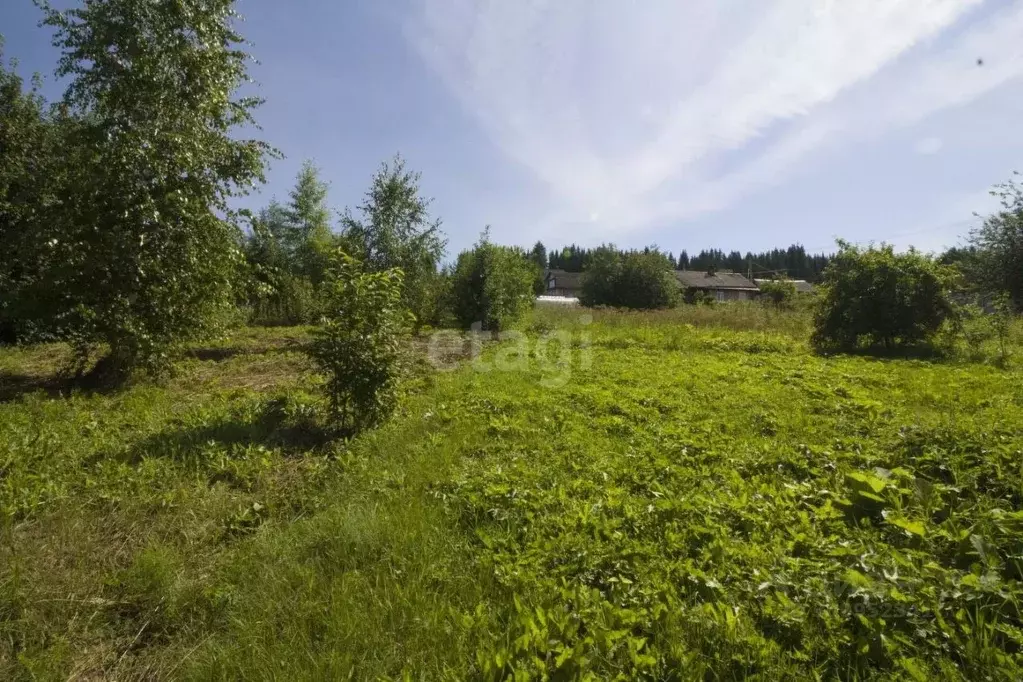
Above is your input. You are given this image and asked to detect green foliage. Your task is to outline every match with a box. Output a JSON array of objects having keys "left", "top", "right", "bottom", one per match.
[
  {"left": 759, "top": 278, "right": 797, "bottom": 306},
  {"left": 968, "top": 173, "right": 1023, "bottom": 311},
  {"left": 2, "top": 312, "right": 1022, "bottom": 679},
  {"left": 306, "top": 251, "right": 411, "bottom": 434},
  {"left": 549, "top": 243, "right": 832, "bottom": 281},
  {"left": 580, "top": 246, "right": 680, "bottom": 309},
  {"left": 528, "top": 241, "right": 548, "bottom": 295},
  {"left": 438, "top": 311, "right": 1023, "bottom": 680},
  {"left": 0, "top": 48, "right": 58, "bottom": 345},
  {"left": 282, "top": 161, "right": 334, "bottom": 287},
  {"left": 23, "top": 0, "right": 275, "bottom": 379},
  {"left": 340, "top": 155, "right": 447, "bottom": 328},
  {"left": 812, "top": 242, "right": 958, "bottom": 351},
  {"left": 683, "top": 287, "right": 717, "bottom": 306},
  {"left": 415, "top": 266, "right": 456, "bottom": 329},
  {"left": 242, "top": 163, "right": 336, "bottom": 326},
  {"left": 450, "top": 231, "right": 536, "bottom": 331}
]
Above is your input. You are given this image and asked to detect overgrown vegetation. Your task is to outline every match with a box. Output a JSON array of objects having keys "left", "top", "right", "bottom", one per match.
[
  {"left": 18, "top": 0, "right": 274, "bottom": 380},
  {"left": 339, "top": 156, "right": 448, "bottom": 329},
  {"left": 450, "top": 231, "right": 537, "bottom": 331},
  {"left": 3, "top": 2, "right": 1023, "bottom": 679},
  {"left": 305, "top": 251, "right": 410, "bottom": 435},
  {"left": 580, "top": 247, "right": 680, "bottom": 309},
  {"left": 759, "top": 278, "right": 797, "bottom": 306},
  {"left": 2, "top": 308, "right": 1021, "bottom": 679},
  {"left": 812, "top": 242, "right": 958, "bottom": 352}
]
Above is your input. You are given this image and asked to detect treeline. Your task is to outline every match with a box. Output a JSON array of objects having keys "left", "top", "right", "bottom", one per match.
[{"left": 546, "top": 243, "right": 832, "bottom": 281}]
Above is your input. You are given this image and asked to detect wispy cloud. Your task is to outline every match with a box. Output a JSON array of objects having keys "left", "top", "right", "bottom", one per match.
[{"left": 405, "top": 0, "right": 1023, "bottom": 237}]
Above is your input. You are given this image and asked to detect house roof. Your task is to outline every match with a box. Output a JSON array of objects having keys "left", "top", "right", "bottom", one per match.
[
  {"left": 754, "top": 278, "right": 815, "bottom": 293},
  {"left": 674, "top": 270, "right": 759, "bottom": 291},
  {"left": 545, "top": 270, "right": 583, "bottom": 289}
]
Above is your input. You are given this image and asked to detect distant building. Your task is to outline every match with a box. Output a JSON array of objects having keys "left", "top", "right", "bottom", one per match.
[
  {"left": 544, "top": 270, "right": 583, "bottom": 298},
  {"left": 754, "top": 278, "right": 815, "bottom": 294},
  {"left": 675, "top": 270, "right": 760, "bottom": 302}
]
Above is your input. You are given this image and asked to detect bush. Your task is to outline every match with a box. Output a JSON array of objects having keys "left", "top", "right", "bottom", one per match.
[
  {"left": 812, "top": 242, "right": 958, "bottom": 351},
  {"left": 450, "top": 233, "right": 536, "bottom": 331},
  {"left": 580, "top": 248, "right": 679, "bottom": 309},
  {"left": 306, "top": 251, "right": 411, "bottom": 435},
  {"left": 758, "top": 278, "right": 796, "bottom": 306},
  {"left": 683, "top": 288, "right": 716, "bottom": 306}
]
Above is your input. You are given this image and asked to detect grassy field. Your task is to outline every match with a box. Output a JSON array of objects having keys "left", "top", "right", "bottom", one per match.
[{"left": 2, "top": 305, "right": 1023, "bottom": 680}]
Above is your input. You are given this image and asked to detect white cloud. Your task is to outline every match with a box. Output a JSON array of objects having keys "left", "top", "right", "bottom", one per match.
[{"left": 405, "top": 0, "right": 1023, "bottom": 238}]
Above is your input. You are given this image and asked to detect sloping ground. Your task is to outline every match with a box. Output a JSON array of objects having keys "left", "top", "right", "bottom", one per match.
[{"left": 2, "top": 315, "right": 1022, "bottom": 680}]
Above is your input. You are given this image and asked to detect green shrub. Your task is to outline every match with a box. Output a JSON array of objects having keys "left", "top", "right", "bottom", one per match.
[
  {"left": 450, "top": 232, "right": 535, "bottom": 331},
  {"left": 759, "top": 278, "right": 797, "bottom": 306},
  {"left": 683, "top": 288, "right": 716, "bottom": 306},
  {"left": 580, "top": 247, "right": 679, "bottom": 309},
  {"left": 812, "top": 242, "right": 958, "bottom": 351},
  {"left": 306, "top": 251, "right": 411, "bottom": 434}
]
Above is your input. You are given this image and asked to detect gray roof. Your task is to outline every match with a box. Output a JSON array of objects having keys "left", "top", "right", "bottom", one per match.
[
  {"left": 755, "top": 278, "right": 815, "bottom": 293},
  {"left": 675, "top": 270, "right": 759, "bottom": 291},
  {"left": 545, "top": 270, "right": 583, "bottom": 290}
]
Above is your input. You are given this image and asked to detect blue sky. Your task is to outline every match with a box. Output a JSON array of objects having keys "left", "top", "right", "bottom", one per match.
[{"left": 3, "top": 0, "right": 1023, "bottom": 257}]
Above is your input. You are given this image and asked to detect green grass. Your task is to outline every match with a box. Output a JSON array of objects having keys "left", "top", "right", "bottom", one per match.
[{"left": 2, "top": 307, "right": 1022, "bottom": 680}]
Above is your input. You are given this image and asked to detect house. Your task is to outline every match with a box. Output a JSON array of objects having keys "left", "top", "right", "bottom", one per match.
[
  {"left": 674, "top": 270, "right": 760, "bottom": 302},
  {"left": 754, "top": 278, "right": 815, "bottom": 294},
  {"left": 544, "top": 270, "right": 583, "bottom": 298}
]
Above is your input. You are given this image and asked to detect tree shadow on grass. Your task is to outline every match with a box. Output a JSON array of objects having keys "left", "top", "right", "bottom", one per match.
[
  {"left": 182, "top": 338, "right": 308, "bottom": 363},
  {"left": 184, "top": 347, "right": 248, "bottom": 362},
  {"left": 814, "top": 343, "right": 953, "bottom": 364},
  {"left": 116, "top": 397, "right": 335, "bottom": 466},
  {"left": 0, "top": 372, "right": 69, "bottom": 403},
  {"left": 0, "top": 371, "right": 127, "bottom": 404}
]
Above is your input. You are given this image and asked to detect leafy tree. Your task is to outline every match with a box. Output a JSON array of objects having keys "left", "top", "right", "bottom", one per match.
[
  {"left": 0, "top": 47, "right": 55, "bottom": 344},
  {"left": 31, "top": 0, "right": 275, "bottom": 379},
  {"left": 451, "top": 231, "right": 536, "bottom": 331},
  {"left": 580, "top": 247, "right": 679, "bottom": 309},
  {"left": 812, "top": 242, "right": 958, "bottom": 351},
  {"left": 340, "top": 155, "right": 446, "bottom": 327},
  {"left": 938, "top": 245, "right": 979, "bottom": 269},
  {"left": 306, "top": 251, "right": 411, "bottom": 434},
  {"left": 968, "top": 174, "right": 1023, "bottom": 311},
  {"left": 578, "top": 246, "right": 620, "bottom": 307}
]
